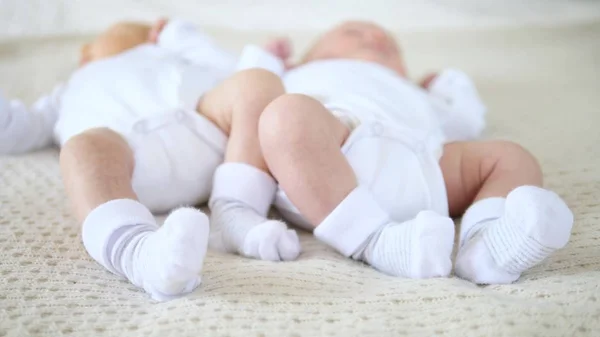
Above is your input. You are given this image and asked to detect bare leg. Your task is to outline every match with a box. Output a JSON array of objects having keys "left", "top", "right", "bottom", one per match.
[
  {"left": 259, "top": 94, "right": 353, "bottom": 226},
  {"left": 60, "top": 128, "right": 209, "bottom": 301},
  {"left": 440, "top": 141, "right": 543, "bottom": 217},
  {"left": 441, "top": 141, "right": 573, "bottom": 284},
  {"left": 260, "top": 94, "right": 454, "bottom": 278},
  {"left": 199, "top": 68, "right": 284, "bottom": 171},
  {"left": 198, "top": 69, "right": 300, "bottom": 261},
  {"left": 60, "top": 128, "right": 137, "bottom": 222}
]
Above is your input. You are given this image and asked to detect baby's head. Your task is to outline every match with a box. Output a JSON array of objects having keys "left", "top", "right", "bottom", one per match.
[
  {"left": 302, "top": 21, "right": 406, "bottom": 76},
  {"left": 80, "top": 22, "right": 151, "bottom": 66}
]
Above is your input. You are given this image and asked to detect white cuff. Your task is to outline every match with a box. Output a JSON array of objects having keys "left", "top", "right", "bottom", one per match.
[
  {"left": 429, "top": 69, "right": 487, "bottom": 141},
  {"left": 460, "top": 197, "right": 505, "bottom": 247},
  {"left": 429, "top": 69, "right": 474, "bottom": 97},
  {"left": 157, "top": 19, "right": 204, "bottom": 48},
  {"left": 209, "top": 163, "right": 277, "bottom": 216},
  {"left": 314, "top": 186, "right": 389, "bottom": 257},
  {"left": 236, "top": 45, "right": 285, "bottom": 77},
  {"left": 82, "top": 199, "right": 157, "bottom": 275}
]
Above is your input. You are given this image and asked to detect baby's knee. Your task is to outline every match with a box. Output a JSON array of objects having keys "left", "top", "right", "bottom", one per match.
[
  {"left": 231, "top": 68, "right": 284, "bottom": 99},
  {"left": 259, "top": 94, "right": 320, "bottom": 146},
  {"left": 226, "top": 69, "right": 284, "bottom": 119},
  {"left": 234, "top": 68, "right": 281, "bottom": 82},
  {"left": 60, "top": 128, "right": 132, "bottom": 166},
  {"left": 62, "top": 128, "right": 124, "bottom": 150},
  {"left": 262, "top": 94, "right": 325, "bottom": 125}
]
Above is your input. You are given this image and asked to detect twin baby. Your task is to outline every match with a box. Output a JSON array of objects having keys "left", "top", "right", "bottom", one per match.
[{"left": 0, "top": 19, "right": 573, "bottom": 301}]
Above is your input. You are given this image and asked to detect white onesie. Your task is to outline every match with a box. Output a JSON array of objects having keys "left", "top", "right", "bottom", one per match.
[
  {"left": 273, "top": 60, "right": 487, "bottom": 229},
  {"left": 0, "top": 20, "right": 283, "bottom": 214}
]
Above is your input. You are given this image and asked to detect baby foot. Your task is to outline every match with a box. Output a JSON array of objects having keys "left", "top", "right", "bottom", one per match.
[
  {"left": 359, "top": 210, "right": 455, "bottom": 279},
  {"left": 137, "top": 207, "right": 209, "bottom": 301},
  {"left": 455, "top": 186, "right": 573, "bottom": 284},
  {"left": 242, "top": 220, "right": 301, "bottom": 261},
  {"left": 209, "top": 199, "right": 301, "bottom": 261}
]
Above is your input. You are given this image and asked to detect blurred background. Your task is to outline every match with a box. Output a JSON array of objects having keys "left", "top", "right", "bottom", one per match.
[{"left": 1, "top": 0, "right": 600, "bottom": 39}]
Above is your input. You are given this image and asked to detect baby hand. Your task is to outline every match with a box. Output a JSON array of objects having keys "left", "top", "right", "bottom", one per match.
[
  {"left": 420, "top": 72, "right": 439, "bottom": 90},
  {"left": 264, "top": 37, "right": 293, "bottom": 69},
  {"left": 148, "top": 18, "right": 169, "bottom": 43}
]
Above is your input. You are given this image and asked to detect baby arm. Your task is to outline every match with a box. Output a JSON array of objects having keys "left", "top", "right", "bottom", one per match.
[
  {"left": 156, "top": 19, "right": 237, "bottom": 73},
  {"left": 157, "top": 19, "right": 285, "bottom": 76},
  {"left": 0, "top": 86, "right": 62, "bottom": 154},
  {"left": 423, "top": 69, "right": 487, "bottom": 142}
]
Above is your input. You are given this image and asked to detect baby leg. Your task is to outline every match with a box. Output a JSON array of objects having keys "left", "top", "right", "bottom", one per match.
[
  {"left": 60, "top": 128, "right": 209, "bottom": 301},
  {"left": 440, "top": 141, "right": 573, "bottom": 284},
  {"left": 198, "top": 69, "right": 300, "bottom": 261},
  {"left": 259, "top": 94, "right": 453, "bottom": 278}
]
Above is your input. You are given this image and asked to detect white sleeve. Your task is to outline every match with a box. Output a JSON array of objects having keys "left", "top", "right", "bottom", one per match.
[
  {"left": 157, "top": 19, "right": 236, "bottom": 73},
  {"left": 427, "top": 69, "right": 487, "bottom": 142},
  {"left": 0, "top": 85, "right": 62, "bottom": 154},
  {"left": 236, "top": 45, "right": 285, "bottom": 77}
]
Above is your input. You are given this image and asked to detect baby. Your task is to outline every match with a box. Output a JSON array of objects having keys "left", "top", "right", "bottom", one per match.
[
  {"left": 0, "top": 19, "right": 301, "bottom": 301},
  {"left": 228, "top": 21, "right": 573, "bottom": 284}
]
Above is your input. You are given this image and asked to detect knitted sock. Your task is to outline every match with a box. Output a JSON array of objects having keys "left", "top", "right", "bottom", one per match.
[
  {"left": 82, "top": 199, "right": 209, "bottom": 301},
  {"left": 314, "top": 186, "right": 454, "bottom": 278},
  {"left": 455, "top": 186, "right": 574, "bottom": 284},
  {"left": 209, "top": 163, "right": 300, "bottom": 261}
]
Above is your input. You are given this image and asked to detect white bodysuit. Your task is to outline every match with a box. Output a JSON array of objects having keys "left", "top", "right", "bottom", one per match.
[
  {"left": 273, "top": 60, "right": 486, "bottom": 229},
  {"left": 0, "top": 20, "right": 282, "bottom": 214}
]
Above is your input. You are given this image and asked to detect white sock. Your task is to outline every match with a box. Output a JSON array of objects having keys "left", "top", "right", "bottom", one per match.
[
  {"left": 82, "top": 199, "right": 209, "bottom": 301},
  {"left": 455, "top": 186, "right": 574, "bottom": 284},
  {"left": 314, "top": 186, "right": 454, "bottom": 278},
  {"left": 208, "top": 163, "right": 300, "bottom": 261},
  {"left": 459, "top": 197, "right": 506, "bottom": 249}
]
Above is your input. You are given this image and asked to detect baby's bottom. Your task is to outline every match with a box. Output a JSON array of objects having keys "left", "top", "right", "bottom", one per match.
[
  {"left": 59, "top": 69, "right": 293, "bottom": 301},
  {"left": 260, "top": 93, "right": 573, "bottom": 283}
]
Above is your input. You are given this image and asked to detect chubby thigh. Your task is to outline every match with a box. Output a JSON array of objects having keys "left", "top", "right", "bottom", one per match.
[{"left": 274, "top": 121, "right": 448, "bottom": 229}]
